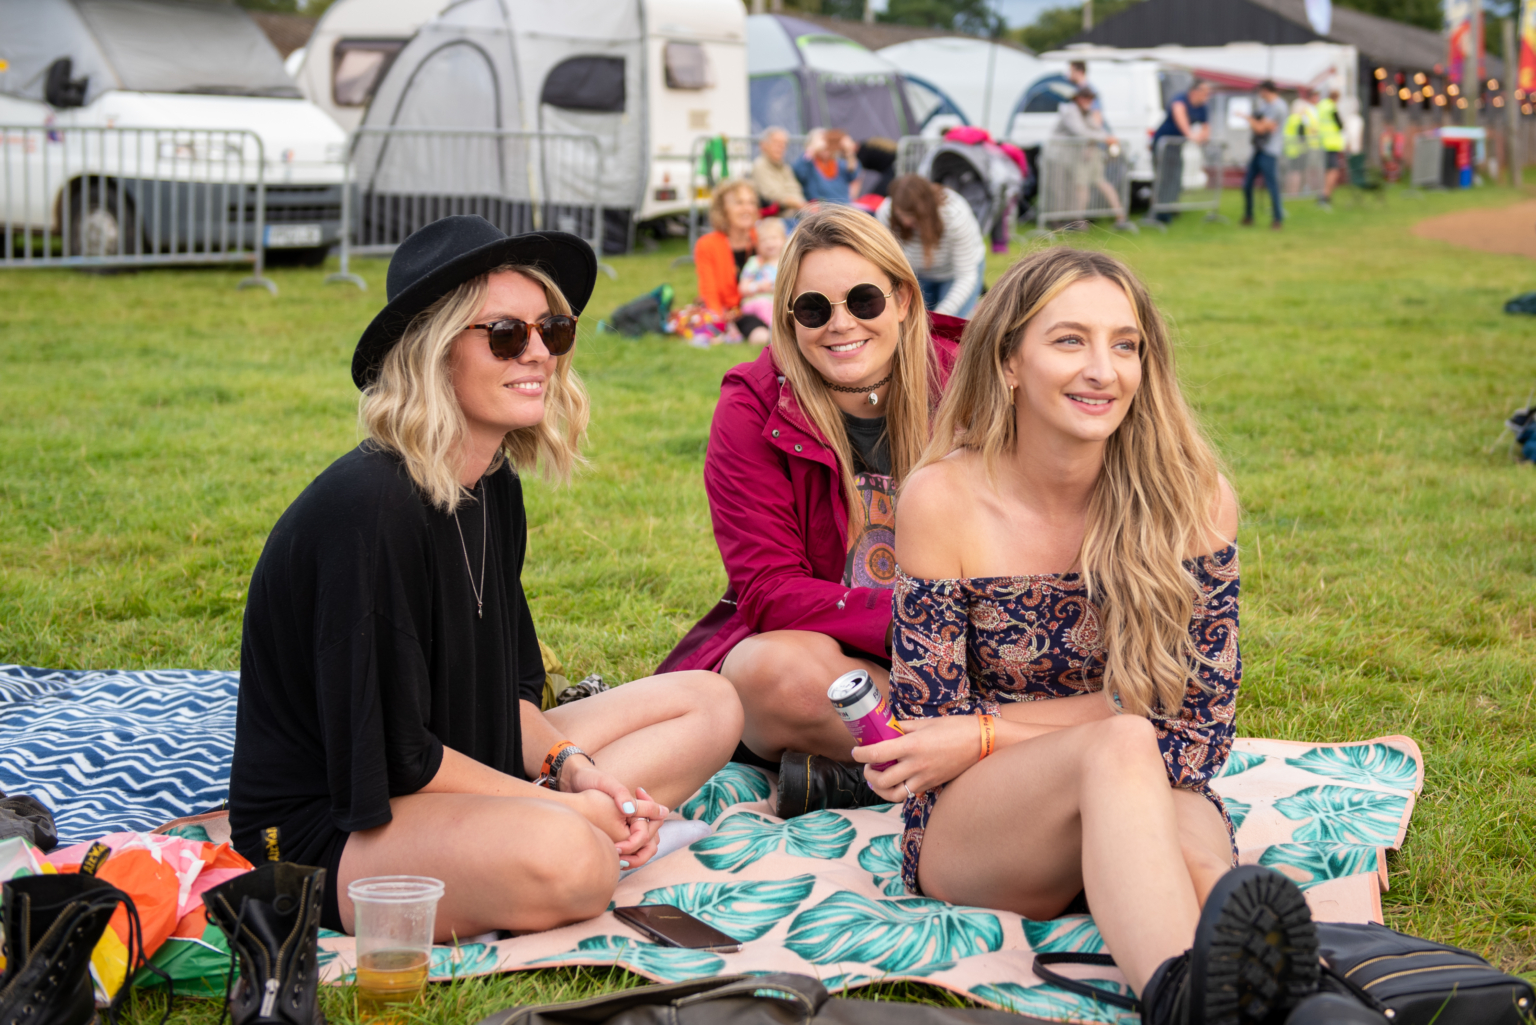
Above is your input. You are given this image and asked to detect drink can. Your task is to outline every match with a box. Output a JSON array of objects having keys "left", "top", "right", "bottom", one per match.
[{"left": 828, "top": 669, "right": 904, "bottom": 771}]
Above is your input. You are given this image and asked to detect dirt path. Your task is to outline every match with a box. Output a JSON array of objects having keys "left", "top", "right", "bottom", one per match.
[{"left": 1411, "top": 199, "right": 1536, "bottom": 259}]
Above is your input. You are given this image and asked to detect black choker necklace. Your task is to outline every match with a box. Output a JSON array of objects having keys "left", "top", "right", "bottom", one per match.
[{"left": 822, "top": 371, "right": 893, "bottom": 406}]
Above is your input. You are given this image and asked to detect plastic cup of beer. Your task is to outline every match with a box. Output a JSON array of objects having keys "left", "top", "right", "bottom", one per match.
[{"left": 348, "top": 876, "right": 444, "bottom": 1022}]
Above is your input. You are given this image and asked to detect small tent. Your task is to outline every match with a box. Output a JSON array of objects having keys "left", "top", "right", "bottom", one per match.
[
  {"left": 878, "top": 37, "right": 1048, "bottom": 140},
  {"left": 746, "top": 14, "right": 923, "bottom": 139},
  {"left": 353, "top": 0, "right": 747, "bottom": 252}
]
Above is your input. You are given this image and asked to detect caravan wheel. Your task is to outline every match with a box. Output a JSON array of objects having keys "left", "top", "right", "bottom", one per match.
[{"left": 67, "top": 181, "right": 136, "bottom": 258}]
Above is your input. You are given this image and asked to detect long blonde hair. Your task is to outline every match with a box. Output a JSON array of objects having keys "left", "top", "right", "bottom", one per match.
[
  {"left": 360, "top": 264, "right": 589, "bottom": 512},
  {"left": 771, "top": 205, "right": 938, "bottom": 525},
  {"left": 921, "top": 246, "right": 1226, "bottom": 718}
]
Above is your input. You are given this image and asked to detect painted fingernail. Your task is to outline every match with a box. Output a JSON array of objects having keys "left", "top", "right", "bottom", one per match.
[
  {"left": 619, "top": 860, "right": 631, "bottom": 869},
  {"left": 622, "top": 801, "right": 636, "bottom": 814}
]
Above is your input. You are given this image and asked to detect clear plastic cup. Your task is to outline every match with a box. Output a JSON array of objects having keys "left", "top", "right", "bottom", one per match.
[{"left": 348, "top": 876, "right": 444, "bottom": 1022}]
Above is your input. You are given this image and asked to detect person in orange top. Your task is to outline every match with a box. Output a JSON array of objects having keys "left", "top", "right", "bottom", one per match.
[{"left": 694, "top": 179, "right": 769, "bottom": 344}]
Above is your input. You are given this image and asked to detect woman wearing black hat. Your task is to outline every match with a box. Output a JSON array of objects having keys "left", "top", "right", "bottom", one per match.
[{"left": 228, "top": 216, "right": 743, "bottom": 939}]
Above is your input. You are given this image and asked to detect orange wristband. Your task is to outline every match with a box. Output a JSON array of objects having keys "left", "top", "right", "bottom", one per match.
[
  {"left": 541, "top": 740, "right": 575, "bottom": 784},
  {"left": 978, "top": 714, "right": 996, "bottom": 760}
]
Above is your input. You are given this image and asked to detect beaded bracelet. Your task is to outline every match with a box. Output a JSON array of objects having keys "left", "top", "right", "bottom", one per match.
[{"left": 978, "top": 713, "right": 996, "bottom": 760}]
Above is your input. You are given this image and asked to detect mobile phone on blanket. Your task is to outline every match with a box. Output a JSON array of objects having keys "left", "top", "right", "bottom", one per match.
[{"left": 614, "top": 904, "right": 743, "bottom": 952}]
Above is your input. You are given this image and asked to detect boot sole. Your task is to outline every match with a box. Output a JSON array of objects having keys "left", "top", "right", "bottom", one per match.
[
  {"left": 776, "top": 753, "right": 815, "bottom": 819},
  {"left": 1191, "top": 866, "right": 1319, "bottom": 1025}
]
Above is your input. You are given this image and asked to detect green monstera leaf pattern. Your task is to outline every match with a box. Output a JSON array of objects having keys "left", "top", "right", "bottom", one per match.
[
  {"left": 1258, "top": 843, "right": 1379, "bottom": 889},
  {"left": 785, "top": 891, "right": 1003, "bottom": 973},
  {"left": 640, "top": 875, "right": 816, "bottom": 942},
  {"left": 971, "top": 981, "right": 1137, "bottom": 1023},
  {"left": 529, "top": 935, "right": 725, "bottom": 981},
  {"left": 1273, "top": 786, "right": 1408, "bottom": 845},
  {"left": 1022, "top": 914, "right": 1105, "bottom": 955},
  {"left": 693, "top": 811, "right": 857, "bottom": 873},
  {"left": 1284, "top": 745, "right": 1418, "bottom": 791},
  {"left": 429, "top": 942, "right": 499, "bottom": 979},
  {"left": 857, "top": 834, "right": 906, "bottom": 896},
  {"left": 679, "top": 764, "right": 774, "bottom": 824},
  {"left": 1222, "top": 797, "right": 1252, "bottom": 832},
  {"left": 1218, "top": 750, "right": 1267, "bottom": 778}
]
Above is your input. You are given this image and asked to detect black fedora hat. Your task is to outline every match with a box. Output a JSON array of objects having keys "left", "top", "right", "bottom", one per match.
[{"left": 351, "top": 215, "right": 598, "bottom": 389}]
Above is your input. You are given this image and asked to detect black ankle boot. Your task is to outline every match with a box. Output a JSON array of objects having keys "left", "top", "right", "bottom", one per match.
[
  {"left": 0, "top": 873, "right": 126, "bottom": 1025},
  {"left": 203, "top": 863, "right": 327, "bottom": 1025},
  {"left": 1282, "top": 992, "right": 1388, "bottom": 1023},
  {"left": 1142, "top": 866, "right": 1318, "bottom": 1025},
  {"left": 776, "top": 751, "right": 888, "bottom": 819}
]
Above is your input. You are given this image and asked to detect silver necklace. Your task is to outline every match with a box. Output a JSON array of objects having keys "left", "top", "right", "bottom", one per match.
[{"left": 452, "top": 485, "right": 487, "bottom": 619}]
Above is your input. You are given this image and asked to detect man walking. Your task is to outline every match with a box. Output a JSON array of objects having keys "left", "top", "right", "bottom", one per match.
[
  {"left": 1242, "top": 80, "right": 1287, "bottom": 229},
  {"left": 1315, "top": 88, "right": 1347, "bottom": 209}
]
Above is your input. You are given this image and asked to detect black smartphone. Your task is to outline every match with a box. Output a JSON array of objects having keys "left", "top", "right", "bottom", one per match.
[{"left": 613, "top": 904, "right": 743, "bottom": 953}]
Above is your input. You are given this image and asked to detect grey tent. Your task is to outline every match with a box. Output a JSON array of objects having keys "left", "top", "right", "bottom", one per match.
[{"left": 747, "top": 14, "right": 920, "bottom": 140}]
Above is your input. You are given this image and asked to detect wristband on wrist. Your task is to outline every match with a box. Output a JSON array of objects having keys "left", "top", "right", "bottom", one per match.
[
  {"left": 541, "top": 740, "right": 575, "bottom": 784},
  {"left": 548, "top": 744, "right": 594, "bottom": 791},
  {"left": 978, "top": 714, "right": 996, "bottom": 760}
]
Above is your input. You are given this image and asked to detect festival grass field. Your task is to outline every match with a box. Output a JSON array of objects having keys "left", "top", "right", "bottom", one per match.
[{"left": 3, "top": 182, "right": 1535, "bottom": 1022}]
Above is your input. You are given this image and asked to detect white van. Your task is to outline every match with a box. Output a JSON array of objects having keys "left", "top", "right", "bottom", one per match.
[
  {"left": 1004, "top": 58, "right": 1174, "bottom": 201},
  {"left": 0, "top": 0, "right": 348, "bottom": 263}
]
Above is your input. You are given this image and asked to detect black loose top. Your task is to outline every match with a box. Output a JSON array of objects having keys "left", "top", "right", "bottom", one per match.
[{"left": 228, "top": 445, "right": 544, "bottom": 864}]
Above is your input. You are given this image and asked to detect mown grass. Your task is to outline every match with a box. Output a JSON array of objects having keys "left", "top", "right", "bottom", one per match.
[{"left": 3, "top": 183, "right": 1535, "bottom": 1020}]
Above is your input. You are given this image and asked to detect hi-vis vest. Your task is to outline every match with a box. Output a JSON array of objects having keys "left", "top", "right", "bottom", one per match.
[
  {"left": 1283, "top": 102, "right": 1321, "bottom": 158},
  {"left": 1315, "top": 97, "right": 1345, "bottom": 152}
]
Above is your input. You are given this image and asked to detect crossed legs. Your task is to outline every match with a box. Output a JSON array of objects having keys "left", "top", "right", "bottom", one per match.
[
  {"left": 334, "top": 670, "right": 742, "bottom": 940},
  {"left": 720, "top": 629, "right": 889, "bottom": 761},
  {"left": 917, "top": 714, "right": 1232, "bottom": 995}
]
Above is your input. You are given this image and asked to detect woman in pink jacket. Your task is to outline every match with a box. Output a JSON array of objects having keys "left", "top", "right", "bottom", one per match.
[{"left": 659, "top": 205, "right": 961, "bottom": 816}]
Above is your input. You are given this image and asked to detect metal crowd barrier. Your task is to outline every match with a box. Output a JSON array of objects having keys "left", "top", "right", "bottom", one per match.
[
  {"left": 1033, "top": 136, "right": 1132, "bottom": 232},
  {"left": 1142, "top": 137, "right": 1226, "bottom": 229},
  {"left": 1, "top": 125, "right": 273, "bottom": 292},
  {"left": 1410, "top": 134, "right": 1444, "bottom": 189},
  {"left": 895, "top": 135, "right": 941, "bottom": 177},
  {"left": 1278, "top": 147, "right": 1327, "bottom": 199},
  {"left": 327, "top": 126, "right": 612, "bottom": 290}
]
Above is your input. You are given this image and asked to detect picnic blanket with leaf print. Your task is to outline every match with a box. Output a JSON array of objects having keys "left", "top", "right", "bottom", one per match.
[{"left": 312, "top": 734, "right": 1424, "bottom": 1025}]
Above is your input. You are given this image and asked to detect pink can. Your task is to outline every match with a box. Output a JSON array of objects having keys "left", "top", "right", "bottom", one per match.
[{"left": 828, "top": 669, "right": 905, "bottom": 771}]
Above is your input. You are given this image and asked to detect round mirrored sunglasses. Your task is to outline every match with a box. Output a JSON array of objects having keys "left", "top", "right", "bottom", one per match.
[
  {"left": 788, "top": 283, "right": 892, "bottom": 330},
  {"left": 469, "top": 315, "right": 579, "bottom": 360}
]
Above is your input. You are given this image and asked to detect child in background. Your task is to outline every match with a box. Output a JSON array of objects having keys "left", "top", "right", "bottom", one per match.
[{"left": 737, "top": 217, "right": 785, "bottom": 336}]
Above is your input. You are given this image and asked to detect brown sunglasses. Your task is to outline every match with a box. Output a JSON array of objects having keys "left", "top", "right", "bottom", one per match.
[{"left": 468, "top": 315, "right": 579, "bottom": 360}]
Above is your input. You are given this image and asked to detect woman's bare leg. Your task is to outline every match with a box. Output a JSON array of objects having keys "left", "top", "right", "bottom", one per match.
[
  {"left": 719, "top": 630, "right": 889, "bottom": 761},
  {"left": 543, "top": 670, "right": 742, "bottom": 810},
  {"left": 917, "top": 714, "right": 1232, "bottom": 995},
  {"left": 336, "top": 792, "right": 618, "bottom": 940}
]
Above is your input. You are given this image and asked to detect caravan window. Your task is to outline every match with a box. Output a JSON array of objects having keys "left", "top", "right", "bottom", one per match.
[
  {"left": 541, "top": 56, "right": 625, "bottom": 112},
  {"left": 664, "top": 42, "right": 712, "bottom": 90},
  {"left": 333, "top": 40, "right": 404, "bottom": 107}
]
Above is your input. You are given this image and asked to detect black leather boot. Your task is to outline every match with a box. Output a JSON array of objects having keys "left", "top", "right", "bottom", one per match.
[
  {"left": 776, "top": 751, "right": 889, "bottom": 819},
  {"left": 1282, "top": 992, "right": 1389, "bottom": 1023},
  {"left": 203, "top": 863, "right": 327, "bottom": 1025},
  {"left": 0, "top": 872, "right": 126, "bottom": 1025},
  {"left": 1141, "top": 866, "right": 1319, "bottom": 1025}
]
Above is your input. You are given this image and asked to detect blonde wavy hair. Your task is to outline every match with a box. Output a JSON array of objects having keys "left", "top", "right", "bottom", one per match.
[
  {"left": 920, "top": 246, "right": 1226, "bottom": 718},
  {"left": 360, "top": 264, "right": 589, "bottom": 513},
  {"left": 771, "top": 205, "right": 938, "bottom": 526}
]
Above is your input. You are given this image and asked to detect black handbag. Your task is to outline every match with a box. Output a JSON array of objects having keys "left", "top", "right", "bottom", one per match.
[
  {"left": 1030, "top": 922, "right": 1536, "bottom": 1025},
  {"left": 474, "top": 972, "right": 1057, "bottom": 1025}
]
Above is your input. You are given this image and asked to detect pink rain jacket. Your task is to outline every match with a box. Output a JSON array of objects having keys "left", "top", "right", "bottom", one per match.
[{"left": 658, "top": 315, "right": 964, "bottom": 674}]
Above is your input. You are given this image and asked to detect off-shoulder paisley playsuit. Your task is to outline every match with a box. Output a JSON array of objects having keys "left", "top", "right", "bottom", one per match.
[{"left": 889, "top": 544, "right": 1242, "bottom": 895}]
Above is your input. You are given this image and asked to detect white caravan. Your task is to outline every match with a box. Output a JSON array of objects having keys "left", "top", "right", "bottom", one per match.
[
  {"left": 289, "top": 0, "right": 450, "bottom": 134},
  {"left": 355, "top": 0, "right": 747, "bottom": 249},
  {"left": 0, "top": 0, "right": 348, "bottom": 261}
]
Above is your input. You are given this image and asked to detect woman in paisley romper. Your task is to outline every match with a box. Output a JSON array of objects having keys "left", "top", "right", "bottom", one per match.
[{"left": 853, "top": 248, "right": 1321, "bottom": 1025}]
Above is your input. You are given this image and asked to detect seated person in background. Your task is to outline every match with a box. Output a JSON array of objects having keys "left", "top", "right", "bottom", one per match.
[
  {"left": 230, "top": 216, "right": 743, "bottom": 940},
  {"left": 861, "top": 245, "right": 1320, "bottom": 1024},
  {"left": 794, "top": 128, "right": 861, "bottom": 206},
  {"left": 738, "top": 216, "right": 786, "bottom": 333},
  {"left": 657, "top": 205, "right": 960, "bottom": 818},
  {"left": 694, "top": 178, "right": 770, "bottom": 344},
  {"left": 1052, "top": 86, "right": 1132, "bottom": 230},
  {"left": 876, "top": 174, "right": 986, "bottom": 319},
  {"left": 752, "top": 127, "right": 807, "bottom": 217}
]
